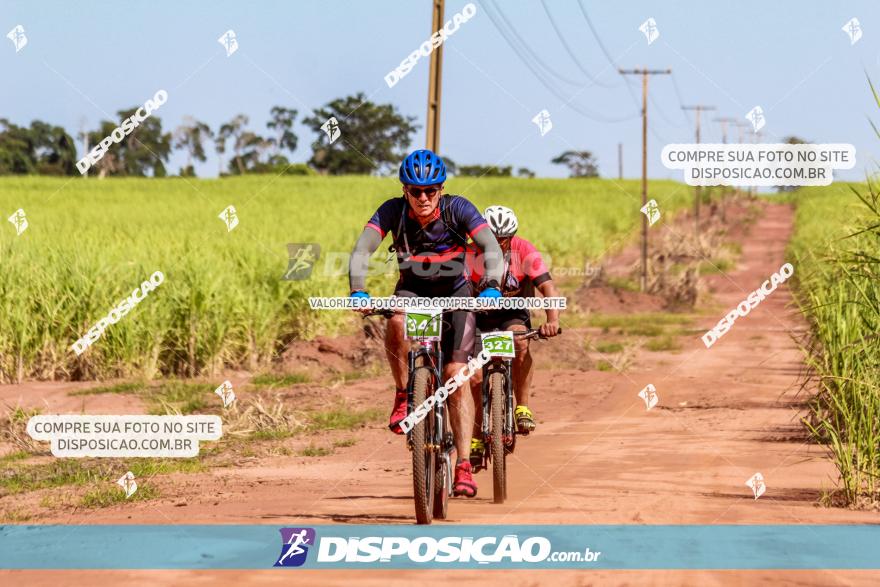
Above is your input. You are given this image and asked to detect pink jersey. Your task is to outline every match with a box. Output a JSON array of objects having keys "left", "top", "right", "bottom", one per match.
[{"left": 466, "top": 236, "right": 551, "bottom": 296}]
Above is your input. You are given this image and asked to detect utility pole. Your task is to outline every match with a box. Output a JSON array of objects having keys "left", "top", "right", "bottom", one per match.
[
  {"left": 714, "top": 117, "right": 738, "bottom": 221},
  {"left": 619, "top": 67, "right": 671, "bottom": 292},
  {"left": 79, "top": 117, "right": 89, "bottom": 178},
  {"left": 618, "top": 142, "right": 623, "bottom": 179},
  {"left": 425, "top": 0, "right": 445, "bottom": 153},
  {"left": 681, "top": 105, "right": 715, "bottom": 230},
  {"left": 733, "top": 121, "right": 749, "bottom": 202},
  {"left": 750, "top": 129, "right": 763, "bottom": 199}
]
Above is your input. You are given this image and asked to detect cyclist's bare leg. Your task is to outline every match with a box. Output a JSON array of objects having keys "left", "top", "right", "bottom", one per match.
[
  {"left": 509, "top": 324, "right": 533, "bottom": 407},
  {"left": 444, "top": 361, "right": 474, "bottom": 461},
  {"left": 385, "top": 313, "right": 409, "bottom": 390},
  {"left": 470, "top": 368, "right": 483, "bottom": 437}
]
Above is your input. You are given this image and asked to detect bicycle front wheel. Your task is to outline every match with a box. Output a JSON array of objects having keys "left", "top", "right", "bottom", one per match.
[
  {"left": 489, "top": 371, "right": 507, "bottom": 504},
  {"left": 411, "top": 363, "right": 436, "bottom": 524}
]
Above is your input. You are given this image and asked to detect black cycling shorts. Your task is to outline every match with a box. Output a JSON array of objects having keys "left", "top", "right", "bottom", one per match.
[
  {"left": 394, "top": 279, "right": 476, "bottom": 364},
  {"left": 476, "top": 308, "right": 531, "bottom": 332}
]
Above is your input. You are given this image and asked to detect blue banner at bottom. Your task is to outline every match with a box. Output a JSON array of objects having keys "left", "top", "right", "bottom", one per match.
[{"left": 0, "top": 525, "right": 878, "bottom": 570}]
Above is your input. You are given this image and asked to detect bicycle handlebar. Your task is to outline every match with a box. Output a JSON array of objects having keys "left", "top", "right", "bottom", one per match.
[
  {"left": 514, "top": 328, "right": 563, "bottom": 340},
  {"left": 362, "top": 311, "right": 562, "bottom": 340}
]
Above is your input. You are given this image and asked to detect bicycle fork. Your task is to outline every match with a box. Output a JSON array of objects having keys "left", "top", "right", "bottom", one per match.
[{"left": 481, "top": 359, "right": 516, "bottom": 448}]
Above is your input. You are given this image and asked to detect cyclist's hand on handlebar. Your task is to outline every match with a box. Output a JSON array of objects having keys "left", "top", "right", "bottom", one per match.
[{"left": 539, "top": 320, "right": 560, "bottom": 338}]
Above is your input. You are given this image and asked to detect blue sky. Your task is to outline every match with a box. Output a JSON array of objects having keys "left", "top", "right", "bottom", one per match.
[{"left": 3, "top": 0, "right": 880, "bottom": 180}]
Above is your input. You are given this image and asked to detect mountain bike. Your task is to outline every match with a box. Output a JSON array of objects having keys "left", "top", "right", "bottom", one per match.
[
  {"left": 474, "top": 327, "right": 561, "bottom": 504},
  {"left": 364, "top": 308, "right": 456, "bottom": 525}
]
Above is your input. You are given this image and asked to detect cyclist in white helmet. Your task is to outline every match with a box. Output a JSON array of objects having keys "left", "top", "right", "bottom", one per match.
[{"left": 466, "top": 205, "right": 561, "bottom": 468}]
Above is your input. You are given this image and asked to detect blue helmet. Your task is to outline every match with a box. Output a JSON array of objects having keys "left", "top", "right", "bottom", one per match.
[{"left": 399, "top": 149, "right": 447, "bottom": 186}]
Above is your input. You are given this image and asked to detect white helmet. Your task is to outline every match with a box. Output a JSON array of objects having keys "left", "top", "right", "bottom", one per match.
[{"left": 484, "top": 205, "right": 518, "bottom": 238}]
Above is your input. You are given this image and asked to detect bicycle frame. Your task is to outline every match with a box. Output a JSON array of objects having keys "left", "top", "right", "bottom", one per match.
[{"left": 405, "top": 340, "right": 447, "bottom": 451}]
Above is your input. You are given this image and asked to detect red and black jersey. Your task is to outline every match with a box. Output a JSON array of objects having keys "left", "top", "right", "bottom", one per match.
[{"left": 365, "top": 195, "right": 488, "bottom": 290}]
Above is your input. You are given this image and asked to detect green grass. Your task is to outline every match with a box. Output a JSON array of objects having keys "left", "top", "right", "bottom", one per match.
[
  {"left": 698, "top": 258, "right": 734, "bottom": 275},
  {"left": 306, "top": 404, "right": 384, "bottom": 432},
  {"left": 606, "top": 276, "right": 640, "bottom": 292},
  {"left": 644, "top": 335, "right": 683, "bottom": 352},
  {"left": 596, "top": 360, "right": 613, "bottom": 372},
  {"left": 0, "top": 460, "right": 105, "bottom": 496},
  {"left": 594, "top": 342, "right": 624, "bottom": 354},
  {"left": 0, "top": 457, "right": 202, "bottom": 496},
  {"left": 299, "top": 445, "right": 333, "bottom": 457},
  {"left": 790, "top": 181, "right": 880, "bottom": 505},
  {"left": 0, "top": 450, "right": 30, "bottom": 464},
  {"left": 250, "top": 428, "right": 298, "bottom": 441},
  {"left": 251, "top": 372, "right": 310, "bottom": 388},
  {"left": 70, "top": 382, "right": 149, "bottom": 396},
  {"left": 333, "top": 438, "right": 357, "bottom": 448},
  {"left": 68, "top": 379, "right": 216, "bottom": 414},
  {"left": 80, "top": 483, "right": 160, "bottom": 508},
  {"left": 146, "top": 381, "right": 215, "bottom": 415},
  {"left": 0, "top": 176, "right": 693, "bottom": 382},
  {"left": 0, "top": 508, "right": 33, "bottom": 522}
]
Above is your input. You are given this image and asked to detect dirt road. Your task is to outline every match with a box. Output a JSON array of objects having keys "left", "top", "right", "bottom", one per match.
[{"left": 3, "top": 202, "right": 878, "bottom": 586}]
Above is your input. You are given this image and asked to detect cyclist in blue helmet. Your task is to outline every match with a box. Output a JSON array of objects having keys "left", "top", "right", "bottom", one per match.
[{"left": 348, "top": 149, "right": 504, "bottom": 498}]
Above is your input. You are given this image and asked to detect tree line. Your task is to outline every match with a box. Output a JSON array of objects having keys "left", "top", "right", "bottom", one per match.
[{"left": 0, "top": 92, "right": 599, "bottom": 179}]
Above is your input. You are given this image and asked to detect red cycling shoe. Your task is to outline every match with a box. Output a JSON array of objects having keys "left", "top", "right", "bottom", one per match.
[
  {"left": 453, "top": 461, "right": 478, "bottom": 498},
  {"left": 388, "top": 389, "right": 408, "bottom": 435}
]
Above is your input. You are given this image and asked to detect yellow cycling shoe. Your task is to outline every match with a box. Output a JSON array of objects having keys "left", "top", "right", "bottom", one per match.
[
  {"left": 515, "top": 405, "right": 536, "bottom": 434},
  {"left": 469, "top": 437, "right": 486, "bottom": 472}
]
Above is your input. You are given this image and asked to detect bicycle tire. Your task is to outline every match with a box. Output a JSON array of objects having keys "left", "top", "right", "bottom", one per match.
[
  {"left": 411, "top": 362, "right": 435, "bottom": 524},
  {"left": 432, "top": 405, "right": 450, "bottom": 520},
  {"left": 489, "top": 371, "right": 506, "bottom": 504}
]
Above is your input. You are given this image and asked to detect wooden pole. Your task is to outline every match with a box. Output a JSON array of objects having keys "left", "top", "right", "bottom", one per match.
[
  {"left": 425, "top": 0, "right": 445, "bottom": 153},
  {"left": 682, "top": 105, "right": 716, "bottom": 231},
  {"left": 714, "top": 117, "right": 737, "bottom": 222},
  {"left": 619, "top": 68, "right": 671, "bottom": 292},
  {"left": 618, "top": 142, "right": 623, "bottom": 180}
]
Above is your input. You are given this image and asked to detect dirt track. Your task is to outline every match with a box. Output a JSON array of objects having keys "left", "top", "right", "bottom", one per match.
[{"left": 4, "top": 202, "right": 879, "bottom": 586}]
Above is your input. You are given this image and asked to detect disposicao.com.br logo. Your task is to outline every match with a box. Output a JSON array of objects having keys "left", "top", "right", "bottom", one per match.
[
  {"left": 273, "top": 529, "right": 601, "bottom": 568},
  {"left": 275, "top": 528, "right": 316, "bottom": 567}
]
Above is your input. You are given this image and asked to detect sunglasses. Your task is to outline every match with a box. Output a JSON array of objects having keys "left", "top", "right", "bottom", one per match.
[{"left": 405, "top": 185, "right": 442, "bottom": 199}]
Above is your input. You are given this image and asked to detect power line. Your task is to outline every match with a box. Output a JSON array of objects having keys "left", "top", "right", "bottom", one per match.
[
  {"left": 478, "top": 0, "right": 640, "bottom": 123},
  {"left": 483, "top": 0, "right": 583, "bottom": 87},
  {"left": 670, "top": 73, "right": 691, "bottom": 119},
  {"left": 649, "top": 90, "right": 688, "bottom": 128},
  {"left": 574, "top": 1, "right": 677, "bottom": 140},
  {"left": 539, "top": 0, "right": 620, "bottom": 89},
  {"left": 576, "top": 0, "right": 620, "bottom": 73},
  {"left": 575, "top": 2, "right": 642, "bottom": 108}
]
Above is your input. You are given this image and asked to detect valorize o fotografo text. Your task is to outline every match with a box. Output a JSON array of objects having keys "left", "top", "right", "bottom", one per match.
[{"left": 309, "top": 297, "right": 566, "bottom": 310}]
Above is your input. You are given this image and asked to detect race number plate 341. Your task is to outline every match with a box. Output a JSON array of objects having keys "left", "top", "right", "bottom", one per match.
[
  {"left": 480, "top": 331, "right": 515, "bottom": 358},
  {"left": 405, "top": 308, "right": 442, "bottom": 341}
]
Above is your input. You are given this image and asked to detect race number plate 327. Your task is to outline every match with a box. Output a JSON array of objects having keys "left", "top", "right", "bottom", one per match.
[
  {"left": 404, "top": 309, "right": 442, "bottom": 341},
  {"left": 480, "top": 331, "right": 515, "bottom": 358}
]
